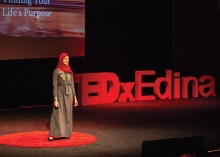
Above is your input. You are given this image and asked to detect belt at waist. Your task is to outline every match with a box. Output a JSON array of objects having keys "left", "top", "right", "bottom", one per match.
[{"left": 58, "top": 84, "right": 71, "bottom": 95}]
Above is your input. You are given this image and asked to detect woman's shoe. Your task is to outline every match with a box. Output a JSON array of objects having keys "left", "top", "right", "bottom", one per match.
[
  {"left": 48, "top": 137, "right": 54, "bottom": 142},
  {"left": 60, "top": 137, "right": 70, "bottom": 140}
]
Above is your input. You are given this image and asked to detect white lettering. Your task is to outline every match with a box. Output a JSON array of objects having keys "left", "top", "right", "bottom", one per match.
[{"left": 23, "top": 8, "right": 52, "bottom": 18}]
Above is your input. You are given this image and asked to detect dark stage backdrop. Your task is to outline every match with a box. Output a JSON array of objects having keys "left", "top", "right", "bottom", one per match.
[
  {"left": 173, "top": 0, "right": 220, "bottom": 92},
  {"left": 85, "top": 0, "right": 173, "bottom": 80},
  {"left": 0, "top": 0, "right": 173, "bottom": 108}
]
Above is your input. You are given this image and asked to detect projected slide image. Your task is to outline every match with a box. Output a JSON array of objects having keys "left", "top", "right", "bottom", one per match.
[{"left": 0, "top": 0, "right": 85, "bottom": 37}]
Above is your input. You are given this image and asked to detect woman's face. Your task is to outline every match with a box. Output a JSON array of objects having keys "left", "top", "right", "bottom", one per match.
[{"left": 63, "top": 56, "right": 69, "bottom": 65}]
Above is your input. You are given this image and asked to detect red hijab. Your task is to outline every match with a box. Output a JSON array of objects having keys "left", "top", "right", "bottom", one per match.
[{"left": 56, "top": 53, "right": 73, "bottom": 75}]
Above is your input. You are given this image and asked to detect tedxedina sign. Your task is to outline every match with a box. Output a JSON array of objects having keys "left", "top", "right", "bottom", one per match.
[{"left": 73, "top": 70, "right": 216, "bottom": 106}]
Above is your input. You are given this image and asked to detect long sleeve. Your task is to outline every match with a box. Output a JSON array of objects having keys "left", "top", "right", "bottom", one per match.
[
  {"left": 53, "top": 69, "right": 58, "bottom": 99},
  {"left": 71, "top": 75, "right": 76, "bottom": 97}
]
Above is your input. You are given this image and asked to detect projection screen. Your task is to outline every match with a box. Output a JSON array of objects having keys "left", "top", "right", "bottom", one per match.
[{"left": 0, "top": 0, "right": 85, "bottom": 60}]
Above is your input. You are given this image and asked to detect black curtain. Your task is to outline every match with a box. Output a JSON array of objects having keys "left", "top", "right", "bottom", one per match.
[{"left": 85, "top": 0, "right": 173, "bottom": 81}]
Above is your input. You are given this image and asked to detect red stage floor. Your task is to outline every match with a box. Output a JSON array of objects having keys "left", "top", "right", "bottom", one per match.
[{"left": 0, "top": 97, "right": 220, "bottom": 157}]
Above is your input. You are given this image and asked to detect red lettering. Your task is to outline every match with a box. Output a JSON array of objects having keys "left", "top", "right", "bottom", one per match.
[
  {"left": 75, "top": 70, "right": 216, "bottom": 106},
  {"left": 199, "top": 75, "right": 216, "bottom": 97},
  {"left": 81, "top": 73, "right": 101, "bottom": 106},
  {"left": 100, "top": 72, "right": 120, "bottom": 104},
  {"left": 118, "top": 82, "right": 135, "bottom": 102},
  {"left": 154, "top": 70, "right": 172, "bottom": 99},
  {"left": 135, "top": 71, "right": 156, "bottom": 100},
  {"left": 182, "top": 76, "right": 198, "bottom": 98},
  {"left": 173, "top": 72, "right": 180, "bottom": 99}
]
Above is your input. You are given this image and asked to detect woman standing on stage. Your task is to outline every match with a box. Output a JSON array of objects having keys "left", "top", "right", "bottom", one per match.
[{"left": 48, "top": 52, "right": 78, "bottom": 142}]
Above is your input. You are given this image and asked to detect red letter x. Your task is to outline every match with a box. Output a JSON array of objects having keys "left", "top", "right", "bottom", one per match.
[{"left": 118, "top": 82, "right": 135, "bottom": 102}]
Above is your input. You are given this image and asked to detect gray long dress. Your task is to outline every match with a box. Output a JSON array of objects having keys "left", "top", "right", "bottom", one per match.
[{"left": 49, "top": 69, "right": 76, "bottom": 137}]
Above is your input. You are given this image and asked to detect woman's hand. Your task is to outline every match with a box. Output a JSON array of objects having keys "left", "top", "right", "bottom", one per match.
[
  {"left": 54, "top": 99, "right": 59, "bottom": 108},
  {"left": 74, "top": 97, "right": 78, "bottom": 106}
]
